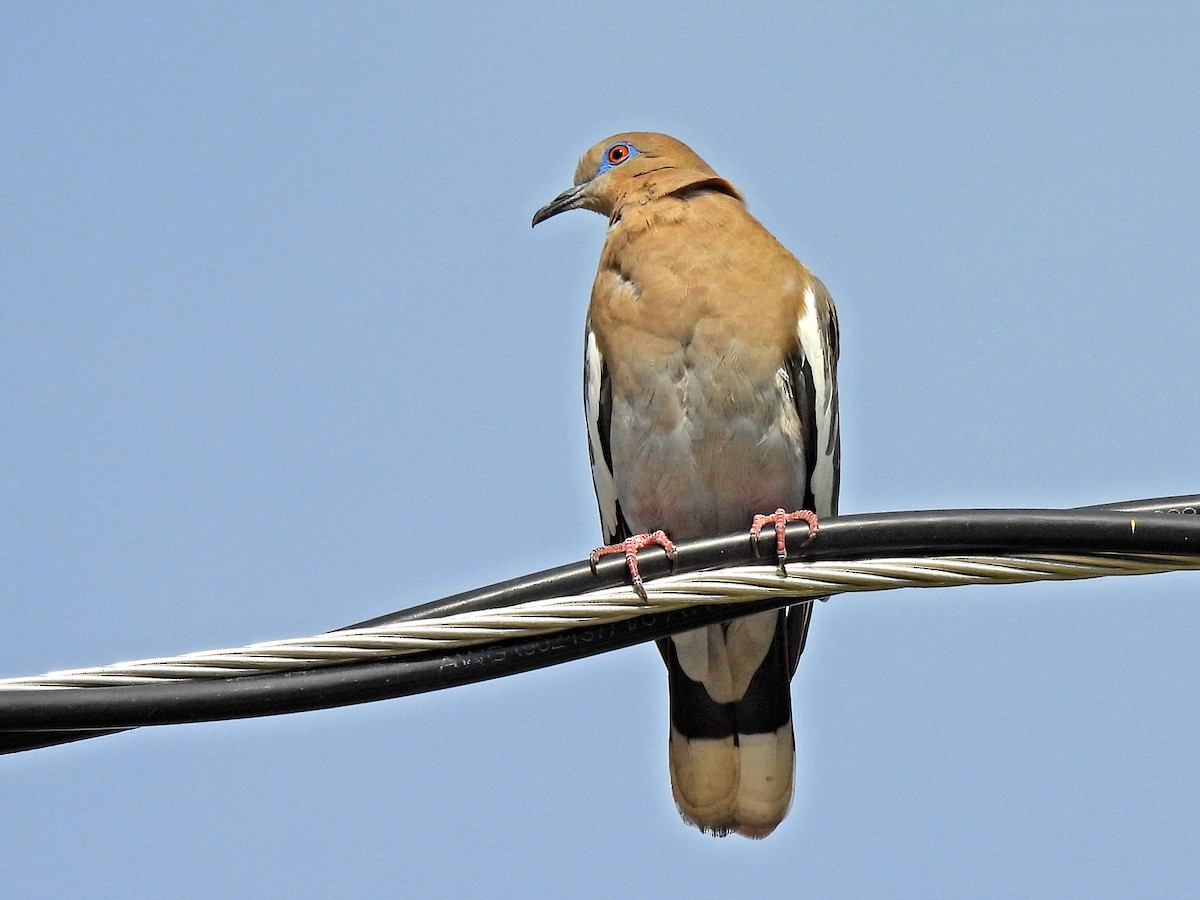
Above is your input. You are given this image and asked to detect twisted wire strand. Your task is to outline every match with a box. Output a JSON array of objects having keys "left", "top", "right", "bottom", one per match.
[{"left": 3, "top": 551, "right": 1196, "bottom": 690}]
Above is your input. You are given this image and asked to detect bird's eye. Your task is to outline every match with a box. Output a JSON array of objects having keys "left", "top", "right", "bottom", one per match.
[{"left": 606, "top": 143, "right": 631, "bottom": 165}]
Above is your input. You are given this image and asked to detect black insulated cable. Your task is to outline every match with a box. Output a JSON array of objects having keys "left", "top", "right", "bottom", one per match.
[{"left": 0, "top": 496, "right": 1196, "bottom": 755}]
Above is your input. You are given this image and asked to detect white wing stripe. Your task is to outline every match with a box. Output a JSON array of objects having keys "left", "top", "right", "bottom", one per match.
[
  {"left": 795, "top": 285, "right": 838, "bottom": 517},
  {"left": 584, "top": 326, "right": 622, "bottom": 543}
]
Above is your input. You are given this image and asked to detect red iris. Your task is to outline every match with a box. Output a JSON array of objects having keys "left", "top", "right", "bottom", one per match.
[{"left": 606, "top": 143, "right": 630, "bottom": 165}]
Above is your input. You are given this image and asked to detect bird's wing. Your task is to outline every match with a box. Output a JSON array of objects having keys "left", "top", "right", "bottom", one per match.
[
  {"left": 781, "top": 276, "right": 842, "bottom": 671},
  {"left": 584, "top": 324, "right": 631, "bottom": 545}
]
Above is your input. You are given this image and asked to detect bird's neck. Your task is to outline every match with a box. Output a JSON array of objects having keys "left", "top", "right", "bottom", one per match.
[{"left": 608, "top": 170, "right": 744, "bottom": 225}]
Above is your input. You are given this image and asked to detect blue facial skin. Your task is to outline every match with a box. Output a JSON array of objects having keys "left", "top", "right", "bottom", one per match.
[{"left": 597, "top": 142, "right": 639, "bottom": 176}]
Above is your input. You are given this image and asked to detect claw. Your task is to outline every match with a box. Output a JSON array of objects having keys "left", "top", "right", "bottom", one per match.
[
  {"left": 590, "top": 530, "right": 677, "bottom": 599},
  {"left": 750, "top": 508, "right": 819, "bottom": 576}
]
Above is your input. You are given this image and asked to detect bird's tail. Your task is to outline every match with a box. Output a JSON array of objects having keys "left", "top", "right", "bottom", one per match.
[{"left": 663, "top": 609, "right": 797, "bottom": 838}]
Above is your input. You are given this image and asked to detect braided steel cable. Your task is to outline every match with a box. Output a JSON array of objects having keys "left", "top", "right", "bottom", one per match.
[{"left": 1, "top": 552, "right": 1195, "bottom": 690}]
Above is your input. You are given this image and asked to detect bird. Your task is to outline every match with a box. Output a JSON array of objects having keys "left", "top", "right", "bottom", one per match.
[{"left": 532, "top": 132, "right": 840, "bottom": 838}]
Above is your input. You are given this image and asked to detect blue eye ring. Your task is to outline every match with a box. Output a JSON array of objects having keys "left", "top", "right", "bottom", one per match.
[{"left": 598, "top": 141, "right": 638, "bottom": 174}]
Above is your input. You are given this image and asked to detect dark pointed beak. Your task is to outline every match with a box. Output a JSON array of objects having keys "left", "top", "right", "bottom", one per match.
[{"left": 532, "top": 183, "right": 587, "bottom": 227}]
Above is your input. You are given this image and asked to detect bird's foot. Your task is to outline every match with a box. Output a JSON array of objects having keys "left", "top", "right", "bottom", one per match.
[
  {"left": 750, "top": 508, "right": 819, "bottom": 576},
  {"left": 589, "top": 531, "right": 677, "bottom": 600}
]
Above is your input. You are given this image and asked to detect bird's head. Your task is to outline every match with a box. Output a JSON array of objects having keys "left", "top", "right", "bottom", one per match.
[{"left": 532, "top": 132, "right": 742, "bottom": 227}]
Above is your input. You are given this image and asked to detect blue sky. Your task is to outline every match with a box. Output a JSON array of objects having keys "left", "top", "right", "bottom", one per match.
[{"left": 2, "top": 3, "right": 1198, "bottom": 896}]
